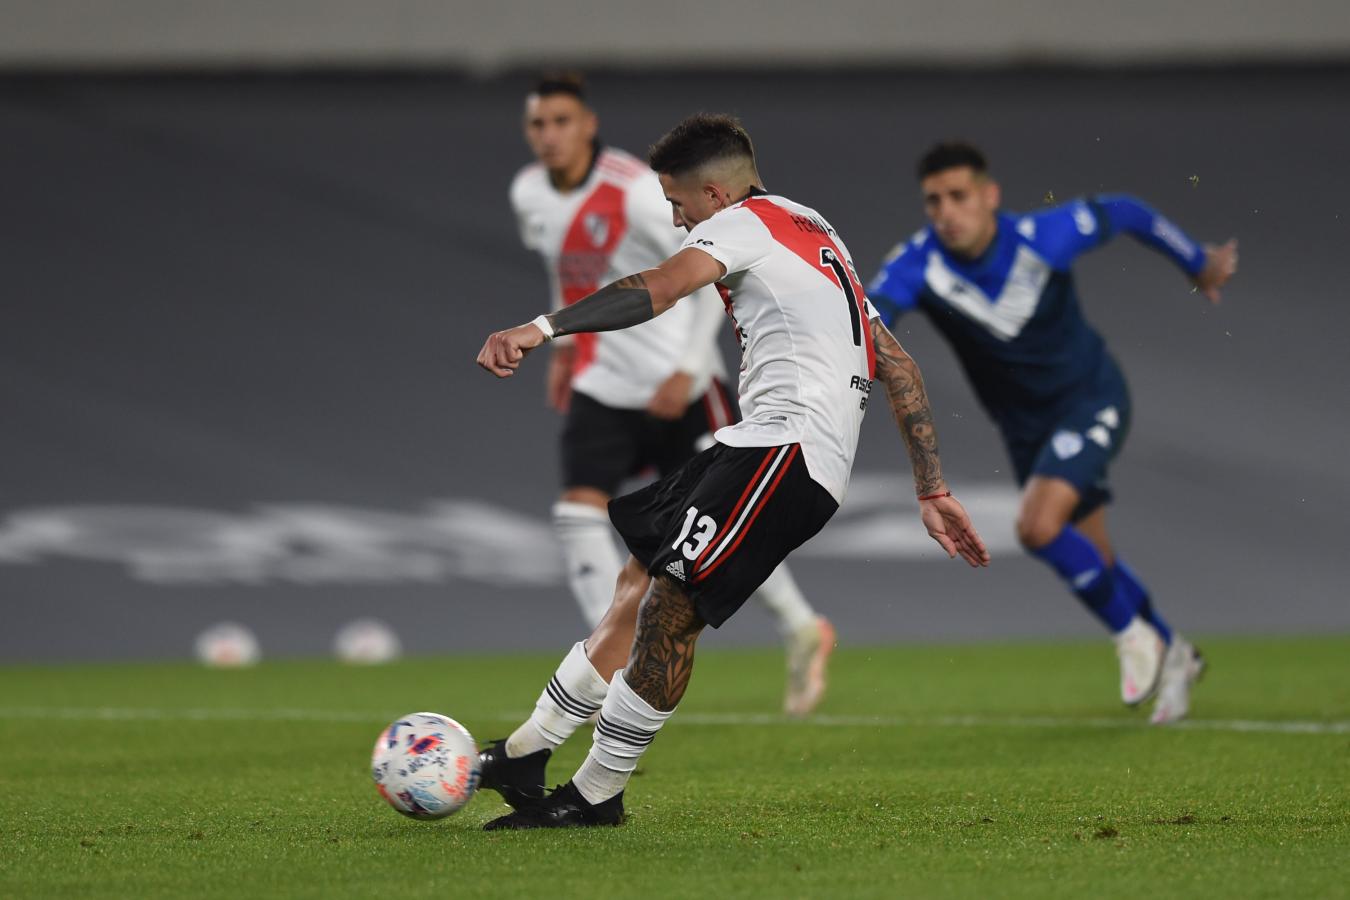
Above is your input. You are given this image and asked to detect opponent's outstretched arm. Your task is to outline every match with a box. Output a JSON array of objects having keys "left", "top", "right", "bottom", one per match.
[
  {"left": 871, "top": 316, "right": 990, "bottom": 568},
  {"left": 1090, "top": 195, "right": 1238, "bottom": 303},
  {"left": 477, "top": 248, "right": 724, "bottom": 378}
]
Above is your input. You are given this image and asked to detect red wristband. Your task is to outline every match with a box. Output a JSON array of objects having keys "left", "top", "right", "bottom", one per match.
[{"left": 918, "top": 491, "right": 952, "bottom": 501}]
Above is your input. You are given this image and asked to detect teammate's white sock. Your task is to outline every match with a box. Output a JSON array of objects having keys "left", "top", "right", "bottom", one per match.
[
  {"left": 573, "top": 671, "right": 674, "bottom": 805},
  {"left": 553, "top": 501, "right": 624, "bottom": 629},
  {"left": 754, "top": 564, "right": 817, "bottom": 636},
  {"left": 505, "top": 641, "right": 610, "bottom": 758}
]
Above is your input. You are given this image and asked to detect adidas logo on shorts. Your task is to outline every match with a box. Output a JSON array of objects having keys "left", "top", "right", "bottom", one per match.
[{"left": 665, "top": 559, "right": 687, "bottom": 581}]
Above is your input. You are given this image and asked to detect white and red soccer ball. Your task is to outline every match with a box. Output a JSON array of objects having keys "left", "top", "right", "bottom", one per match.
[
  {"left": 194, "top": 622, "right": 261, "bottom": 668},
  {"left": 371, "top": 713, "right": 480, "bottom": 819},
  {"left": 334, "top": 618, "right": 402, "bottom": 665}
]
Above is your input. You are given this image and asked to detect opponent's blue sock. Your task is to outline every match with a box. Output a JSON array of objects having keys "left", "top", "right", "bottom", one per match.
[
  {"left": 1029, "top": 526, "right": 1135, "bottom": 633},
  {"left": 1112, "top": 558, "right": 1172, "bottom": 644}
]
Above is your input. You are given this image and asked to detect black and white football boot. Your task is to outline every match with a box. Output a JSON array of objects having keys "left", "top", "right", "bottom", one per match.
[
  {"left": 476, "top": 739, "right": 550, "bottom": 810},
  {"left": 482, "top": 781, "right": 625, "bottom": 831}
]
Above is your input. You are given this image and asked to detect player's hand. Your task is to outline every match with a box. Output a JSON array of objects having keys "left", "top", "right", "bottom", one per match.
[
  {"left": 647, "top": 371, "right": 694, "bottom": 420},
  {"left": 919, "top": 493, "right": 991, "bottom": 567},
  {"left": 477, "top": 322, "right": 548, "bottom": 378},
  {"left": 1193, "top": 238, "right": 1238, "bottom": 304},
  {"left": 546, "top": 344, "right": 575, "bottom": 412}
]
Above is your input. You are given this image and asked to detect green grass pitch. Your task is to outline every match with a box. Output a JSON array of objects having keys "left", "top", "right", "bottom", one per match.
[{"left": 1, "top": 636, "right": 1346, "bottom": 899}]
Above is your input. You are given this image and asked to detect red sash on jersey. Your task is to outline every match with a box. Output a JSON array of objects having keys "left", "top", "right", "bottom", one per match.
[
  {"left": 741, "top": 199, "right": 876, "bottom": 377},
  {"left": 558, "top": 183, "right": 628, "bottom": 375}
]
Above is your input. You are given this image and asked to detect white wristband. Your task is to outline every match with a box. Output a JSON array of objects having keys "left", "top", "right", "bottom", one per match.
[{"left": 531, "top": 314, "right": 555, "bottom": 342}]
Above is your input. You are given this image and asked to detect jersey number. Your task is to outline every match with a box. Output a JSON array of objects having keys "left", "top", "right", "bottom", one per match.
[
  {"left": 672, "top": 506, "right": 717, "bottom": 561},
  {"left": 819, "top": 247, "right": 864, "bottom": 347}
]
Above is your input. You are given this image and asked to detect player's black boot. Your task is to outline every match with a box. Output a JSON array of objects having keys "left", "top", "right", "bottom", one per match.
[
  {"left": 477, "top": 739, "right": 550, "bottom": 810},
  {"left": 482, "top": 781, "right": 625, "bottom": 830}
]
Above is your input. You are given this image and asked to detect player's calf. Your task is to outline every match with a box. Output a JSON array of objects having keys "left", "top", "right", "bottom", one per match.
[
  {"left": 571, "top": 576, "right": 703, "bottom": 807},
  {"left": 487, "top": 576, "right": 704, "bottom": 832},
  {"left": 513, "top": 641, "right": 609, "bottom": 752}
]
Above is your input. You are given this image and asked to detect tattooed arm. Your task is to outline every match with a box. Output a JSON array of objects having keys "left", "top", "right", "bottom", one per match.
[
  {"left": 871, "top": 317, "right": 991, "bottom": 567},
  {"left": 548, "top": 273, "right": 655, "bottom": 336},
  {"left": 477, "top": 247, "right": 724, "bottom": 378},
  {"left": 871, "top": 317, "right": 945, "bottom": 497}
]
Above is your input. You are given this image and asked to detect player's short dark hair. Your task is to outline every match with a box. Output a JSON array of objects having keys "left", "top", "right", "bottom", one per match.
[
  {"left": 531, "top": 71, "right": 587, "bottom": 102},
  {"left": 916, "top": 142, "right": 989, "bottom": 180},
  {"left": 648, "top": 113, "right": 756, "bottom": 177}
]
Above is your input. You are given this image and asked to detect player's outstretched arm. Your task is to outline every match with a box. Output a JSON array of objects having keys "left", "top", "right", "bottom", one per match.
[
  {"left": 870, "top": 317, "right": 990, "bottom": 568},
  {"left": 476, "top": 248, "right": 725, "bottom": 378},
  {"left": 1088, "top": 195, "right": 1239, "bottom": 303}
]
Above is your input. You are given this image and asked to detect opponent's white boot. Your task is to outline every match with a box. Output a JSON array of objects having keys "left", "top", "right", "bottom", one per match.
[
  {"left": 1114, "top": 616, "right": 1165, "bottom": 706},
  {"left": 1150, "top": 636, "right": 1206, "bottom": 725},
  {"left": 784, "top": 617, "right": 836, "bottom": 717}
]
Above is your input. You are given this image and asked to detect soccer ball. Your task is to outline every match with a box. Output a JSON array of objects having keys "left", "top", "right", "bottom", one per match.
[
  {"left": 334, "top": 618, "right": 402, "bottom": 665},
  {"left": 371, "top": 713, "right": 480, "bottom": 819},
  {"left": 194, "top": 622, "right": 261, "bottom": 667}
]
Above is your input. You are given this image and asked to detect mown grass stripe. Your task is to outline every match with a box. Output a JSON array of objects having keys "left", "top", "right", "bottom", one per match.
[{"left": 0, "top": 706, "right": 1344, "bottom": 734}]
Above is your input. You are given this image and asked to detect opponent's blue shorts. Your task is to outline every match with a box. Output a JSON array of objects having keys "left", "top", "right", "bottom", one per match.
[{"left": 1005, "top": 360, "right": 1132, "bottom": 521}]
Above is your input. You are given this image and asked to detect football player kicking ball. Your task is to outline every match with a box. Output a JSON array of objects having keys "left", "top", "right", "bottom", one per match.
[
  {"left": 511, "top": 73, "right": 835, "bottom": 716},
  {"left": 475, "top": 114, "right": 990, "bottom": 829},
  {"left": 868, "top": 143, "right": 1238, "bottom": 723}
]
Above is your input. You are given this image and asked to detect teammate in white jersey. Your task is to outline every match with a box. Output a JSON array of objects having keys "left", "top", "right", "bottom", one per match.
[
  {"left": 511, "top": 74, "right": 834, "bottom": 716},
  {"left": 476, "top": 113, "right": 989, "bottom": 829}
]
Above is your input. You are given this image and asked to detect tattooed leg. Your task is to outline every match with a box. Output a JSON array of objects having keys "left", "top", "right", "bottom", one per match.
[
  {"left": 624, "top": 574, "right": 707, "bottom": 712},
  {"left": 570, "top": 575, "right": 705, "bottom": 804}
]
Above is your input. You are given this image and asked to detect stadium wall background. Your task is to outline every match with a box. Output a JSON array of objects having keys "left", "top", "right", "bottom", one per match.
[
  {"left": 2, "top": 0, "right": 1349, "bottom": 70},
  {"left": 4, "top": 2, "right": 1349, "bottom": 663}
]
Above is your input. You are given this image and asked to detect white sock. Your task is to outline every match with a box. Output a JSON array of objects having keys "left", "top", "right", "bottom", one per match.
[
  {"left": 553, "top": 501, "right": 623, "bottom": 629},
  {"left": 754, "top": 564, "right": 817, "bottom": 636},
  {"left": 573, "top": 672, "right": 674, "bottom": 805},
  {"left": 505, "top": 641, "right": 610, "bottom": 758}
]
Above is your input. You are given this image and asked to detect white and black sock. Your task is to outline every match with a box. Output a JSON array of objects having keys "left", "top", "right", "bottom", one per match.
[
  {"left": 754, "top": 563, "right": 817, "bottom": 637},
  {"left": 572, "top": 671, "right": 673, "bottom": 805},
  {"left": 505, "top": 641, "right": 611, "bottom": 758},
  {"left": 553, "top": 501, "right": 623, "bottom": 629}
]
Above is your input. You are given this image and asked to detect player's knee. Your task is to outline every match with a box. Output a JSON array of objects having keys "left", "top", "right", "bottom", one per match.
[
  {"left": 609, "top": 563, "right": 648, "bottom": 614},
  {"left": 1015, "top": 510, "right": 1063, "bottom": 550},
  {"left": 620, "top": 555, "right": 647, "bottom": 581},
  {"left": 558, "top": 487, "right": 610, "bottom": 510}
]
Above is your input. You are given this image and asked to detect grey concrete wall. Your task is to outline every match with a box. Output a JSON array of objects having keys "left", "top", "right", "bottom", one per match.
[
  {"left": 1, "top": 68, "right": 1348, "bottom": 662},
  {"left": 2, "top": 0, "right": 1349, "bottom": 70}
]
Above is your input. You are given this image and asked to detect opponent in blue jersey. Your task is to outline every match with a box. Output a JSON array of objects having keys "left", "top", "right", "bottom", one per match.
[{"left": 868, "top": 143, "right": 1238, "bottom": 724}]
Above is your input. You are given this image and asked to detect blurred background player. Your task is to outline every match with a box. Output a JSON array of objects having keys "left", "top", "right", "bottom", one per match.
[
  {"left": 509, "top": 74, "right": 834, "bottom": 716},
  {"left": 868, "top": 142, "right": 1238, "bottom": 724}
]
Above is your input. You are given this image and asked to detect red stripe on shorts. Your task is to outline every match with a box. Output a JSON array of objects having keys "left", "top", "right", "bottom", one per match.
[{"left": 694, "top": 444, "right": 800, "bottom": 583}]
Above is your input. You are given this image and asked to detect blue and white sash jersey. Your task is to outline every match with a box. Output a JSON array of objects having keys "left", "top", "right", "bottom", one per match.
[{"left": 867, "top": 195, "right": 1207, "bottom": 443}]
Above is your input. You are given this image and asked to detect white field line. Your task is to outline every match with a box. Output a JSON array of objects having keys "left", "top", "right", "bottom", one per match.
[{"left": 0, "top": 707, "right": 1345, "bottom": 735}]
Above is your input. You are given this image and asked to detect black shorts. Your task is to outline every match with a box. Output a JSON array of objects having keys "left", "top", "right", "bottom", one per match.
[
  {"left": 608, "top": 442, "right": 838, "bottom": 628},
  {"left": 561, "top": 381, "right": 737, "bottom": 496}
]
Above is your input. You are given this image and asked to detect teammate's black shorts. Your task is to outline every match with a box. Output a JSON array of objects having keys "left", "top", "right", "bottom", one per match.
[
  {"left": 608, "top": 442, "right": 838, "bottom": 628},
  {"left": 561, "top": 381, "right": 737, "bottom": 496}
]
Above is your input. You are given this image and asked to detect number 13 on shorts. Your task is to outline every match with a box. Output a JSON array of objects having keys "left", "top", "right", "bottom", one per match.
[{"left": 672, "top": 506, "right": 717, "bottom": 561}]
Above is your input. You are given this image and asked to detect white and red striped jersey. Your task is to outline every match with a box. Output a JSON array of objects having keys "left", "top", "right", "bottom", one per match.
[
  {"left": 680, "top": 193, "right": 876, "bottom": 504},
  {"left": 510, "top": 146, "right": 726, "bottom": 410}
]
